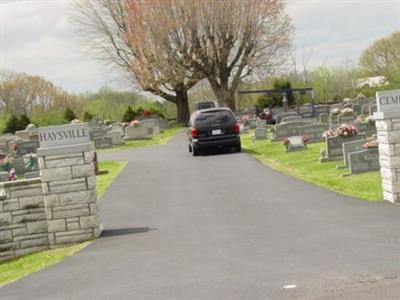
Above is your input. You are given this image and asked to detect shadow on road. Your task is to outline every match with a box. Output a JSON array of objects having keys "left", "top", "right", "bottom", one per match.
[{"left": 100, "top": 227, "right": 157, "bottom": 238}]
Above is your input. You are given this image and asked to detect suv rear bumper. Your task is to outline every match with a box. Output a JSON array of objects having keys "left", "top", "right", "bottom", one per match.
[{"left": 192, "top": 135, "right": 240, "bottom": 149}]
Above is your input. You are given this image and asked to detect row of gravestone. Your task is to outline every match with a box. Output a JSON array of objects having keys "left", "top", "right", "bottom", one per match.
[
  {"left": 319, "top": 134, "right": 379, "bottom": 175},
  {"left": 90, "top": 118, "right": 170, "bottom": 149}
]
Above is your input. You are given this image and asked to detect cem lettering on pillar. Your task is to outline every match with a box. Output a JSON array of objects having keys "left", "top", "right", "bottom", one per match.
[{"left": 377, "top": 89, "right": 400, "bottom": 112}]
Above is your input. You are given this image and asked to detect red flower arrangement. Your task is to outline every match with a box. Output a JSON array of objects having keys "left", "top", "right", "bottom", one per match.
[
  {"left": 363, "top": 140, "right": 378, "bottom": 149},
  {"left": 323, "top": 124, "right": 358, "bottom": 138},
  {"left": 130, "top": 120, "right": 141, "bottom": 127},
  {"left": 336, "top": 124, "right": 358, "bottom": 137},
  {"left": 143, "top": 110, "right": 152, "bottom": 117},
  {"left": 322, "top": 129, "right": 337, "bottom": 138}
]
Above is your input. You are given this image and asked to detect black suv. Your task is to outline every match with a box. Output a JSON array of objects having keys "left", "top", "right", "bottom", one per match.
[{"left": 188, "top": 108, "right": 241, "bottom": 156}]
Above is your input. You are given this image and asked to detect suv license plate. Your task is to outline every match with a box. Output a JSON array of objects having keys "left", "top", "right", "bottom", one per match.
[{"left": 212, "top": 129, "right": 222, "bottom": 135}]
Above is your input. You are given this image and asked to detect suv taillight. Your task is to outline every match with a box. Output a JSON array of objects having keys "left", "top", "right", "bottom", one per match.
[
  {"left": 234, "top": 123, "right": 240, "bottom": 134},
  {"left": 191, "top": 127, "right": 199, "bottom": 138}
]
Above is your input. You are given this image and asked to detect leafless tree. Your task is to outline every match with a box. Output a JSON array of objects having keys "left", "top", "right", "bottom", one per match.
[
  {"left": 150, "top": 0, "right": 293, "bottom": 111},
  {"left": 74, "top": 0, "right": 203, "bottom": 123},
  {"left": 0, "top": 70, "right": 79, "bottom": 115}
]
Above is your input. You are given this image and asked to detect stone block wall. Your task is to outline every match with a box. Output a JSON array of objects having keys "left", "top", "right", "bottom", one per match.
[
  {"left": 0, "top": 149, "right": 101, "bottom": 261},
  {"left": 39, "top": 151, "right": 100, "bottom": 247},
  {"left": 0, "top": 179, "right": 48, "bottom": 261},
  {"left": 375, "top": 117, "right": 400, "bottom": 202}
]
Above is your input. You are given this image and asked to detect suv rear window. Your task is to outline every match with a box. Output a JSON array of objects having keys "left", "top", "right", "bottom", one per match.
[{"left": 194, "top": 110, "right": 235, "bottom": 127}]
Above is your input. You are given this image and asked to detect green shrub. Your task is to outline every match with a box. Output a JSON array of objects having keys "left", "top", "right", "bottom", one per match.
[
  {"left": 122, "top": 106, "right": 137, "bottom": 123},
  {"left": 18, "top": 114, "right": 31, "bottom": 129},
  {"left": 256, "top": 94, "right": 275, "bottom": 108},
  {"left": 30, "top": 110, "right": 66, "bottom": 127},
  {"left": 64, "top": 108, "right": 76, "bottom": 122},
  {"left": 3, "top": 114, "right": 31, "bottom": 133},
  {"left": 83, "top": 111, "right": 94, "bottom": 122}
]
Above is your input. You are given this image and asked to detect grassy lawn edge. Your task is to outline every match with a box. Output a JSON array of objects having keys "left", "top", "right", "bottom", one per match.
[
  {"left": 0, "top": 160, "right": 127, "bottom": 287},
  {"left": 241, "top": 133, "right": 383, "bottom": 201}
]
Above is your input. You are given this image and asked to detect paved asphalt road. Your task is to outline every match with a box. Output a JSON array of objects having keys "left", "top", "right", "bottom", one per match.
[{"left": 2, "top": 132, "right": 400, "bottom": 299}]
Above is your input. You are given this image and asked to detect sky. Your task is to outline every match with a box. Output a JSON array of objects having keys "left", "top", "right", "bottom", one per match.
[{"left": 0, "top": 0, "right": 399, "bottom": 94}]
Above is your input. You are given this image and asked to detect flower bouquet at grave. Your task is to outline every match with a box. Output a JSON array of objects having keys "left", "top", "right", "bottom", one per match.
[
  {"left": 322, "top": 128, "right": 337, "bottom": 138},
  {"left": 340, "top": 108, "right": 354, "bottom": 116},
  {"left": 0, "top": 156, "right": 13, "bottom": 172},
  {"left": 24, "top": 153, "right": 38, "bottom": 172},
  {"left": 336, "top": 124, "right": 358, "bottom": 137},
  {"left": 330, "top": 108, "right": 341, "bottom": 116},
  {"left": 8, "top": 168, "right": 17, "bottom": 181},
  {"left": 143, "top": 110, "right": 152, "bottom": 118},
  {"left": 283, "top": 138, "right": 290, "bottom": 147},
  {"left": 130, "top": 120, "right": 141, "bottom": 127},
  {"left": 363, "top": 139, "right": 378, "bottom": 149},
  {"left": 354, "top": 115, "right": 366, "bottom": 124}
]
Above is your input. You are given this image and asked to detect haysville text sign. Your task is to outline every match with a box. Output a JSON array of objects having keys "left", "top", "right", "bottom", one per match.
[
  {"left": 38, "top": 123, "right": 90, "bottom": 148},
  {"left": 376, "top": 89, "right": 400, "bottom": 113}
]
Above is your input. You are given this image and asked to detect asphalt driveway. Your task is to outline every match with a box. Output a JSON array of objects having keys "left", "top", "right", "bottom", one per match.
[{"left": 2, "top": 132, "right": 400, "bottom": 299}]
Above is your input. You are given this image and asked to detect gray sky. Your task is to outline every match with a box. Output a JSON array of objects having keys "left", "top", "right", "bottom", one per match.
[{"left": 1, "top": 0, "right": 399, "bottom": 93}]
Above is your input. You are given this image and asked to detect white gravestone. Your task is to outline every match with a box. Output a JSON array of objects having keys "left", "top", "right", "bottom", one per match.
[
  {"left": 286, "top": 136, "right": 306, "bottom": 152},
  {"left": 124, "top": 126, "right": 151, "bottom": 141}
]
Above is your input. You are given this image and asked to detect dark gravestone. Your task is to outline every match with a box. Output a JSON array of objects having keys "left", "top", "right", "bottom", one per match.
[
  {"left": 321, "top": 134, "right": 366, "bottom": 162},
  {"left": 272, "top": 121, "right": 310, "bottom": 141},
  {"left": 353, "top": 123, "right": 376, "bottom": 137},
  {"left": 319, "top": 113, "right": 329, "bottom": 124},
  {"left": 349, "top": 148, "right": 380, "bottom": 174},
  {"left": 297, "top": 124, "right": 328, "bottom": 142},
  {"left": 275, "top": 112, "right": 300, "bottom": 124},
  {"left": 352, "top": 104, "right": 361, "bottom": 115},
  {"left": 315, "top": 105, "right": 330, "bottom": 116},
  {"left": 281, "top": 116, "right": 302, "bottom": 123},
  {"left": 12, "top": 157, "right": 26, "bottom": 176},
  {"left": 94, "top": 137, "right": 113, "bottom": 149},
  {"left": 342, "top": 139, "right": 368, "bottom": 167},
  {"left": 15, "top": 141, "right": 39, "bottom": 156},
  {"left": 361, "top": 104, "right": 370, "bottom": 115},
  {"left": 338, "top": 114, "right": 356, "bottom": 124},
  {"left": 369, "top": 104, "right": 377, "bottom": 116}
]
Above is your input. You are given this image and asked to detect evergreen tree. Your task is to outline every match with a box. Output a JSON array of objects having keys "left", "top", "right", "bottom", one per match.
[
  {"left": 64, "top": 107, "right": 77, "bottom": 122},
  {"left": 4, "top": 115, "right": 19, "bottom": 134},
  {"left": 18, "top": 114, "right": 31, "bottom": 130},
  {"left": 83, "top": 111, "right": 94, "bottom": 122},
  {"left": 122, "top": 106, "right": 137, "bottom": 122}
]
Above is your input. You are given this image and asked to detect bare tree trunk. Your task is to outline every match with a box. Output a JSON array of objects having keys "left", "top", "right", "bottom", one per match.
[{"left": 175, "top": 88, "right": 190, "bottom": 124}]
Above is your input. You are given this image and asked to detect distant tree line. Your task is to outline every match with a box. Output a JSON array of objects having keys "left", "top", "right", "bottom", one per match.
[{"left": 0, "top": 70, "right": 172, "bottom": 133}]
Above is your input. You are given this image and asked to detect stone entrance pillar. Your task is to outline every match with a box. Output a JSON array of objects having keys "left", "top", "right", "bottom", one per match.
[
  {"left": 374, "top": 90, "right": 400, "bottom": 203},
  {"left": 37, "top": 123, "right": 101, "bottom": 247}
]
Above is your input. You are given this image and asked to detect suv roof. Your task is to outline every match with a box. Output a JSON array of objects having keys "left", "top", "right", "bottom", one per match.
[{"left": 193, "top": 107, "right": 233, "bottom": 114}]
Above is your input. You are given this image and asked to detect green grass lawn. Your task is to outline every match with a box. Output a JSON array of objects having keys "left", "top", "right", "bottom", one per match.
[
  {"left": 241, "top": 133, "right": 383, "bottom": 201},
  {"left": 99, "top": 125, "right": 184, "bottom": 152},
  {"left": 0, "top": 160, "right": 127, "bottom": 287},
  {"left": 96, "top": 160, "right": 127, "bottom": 198}
]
